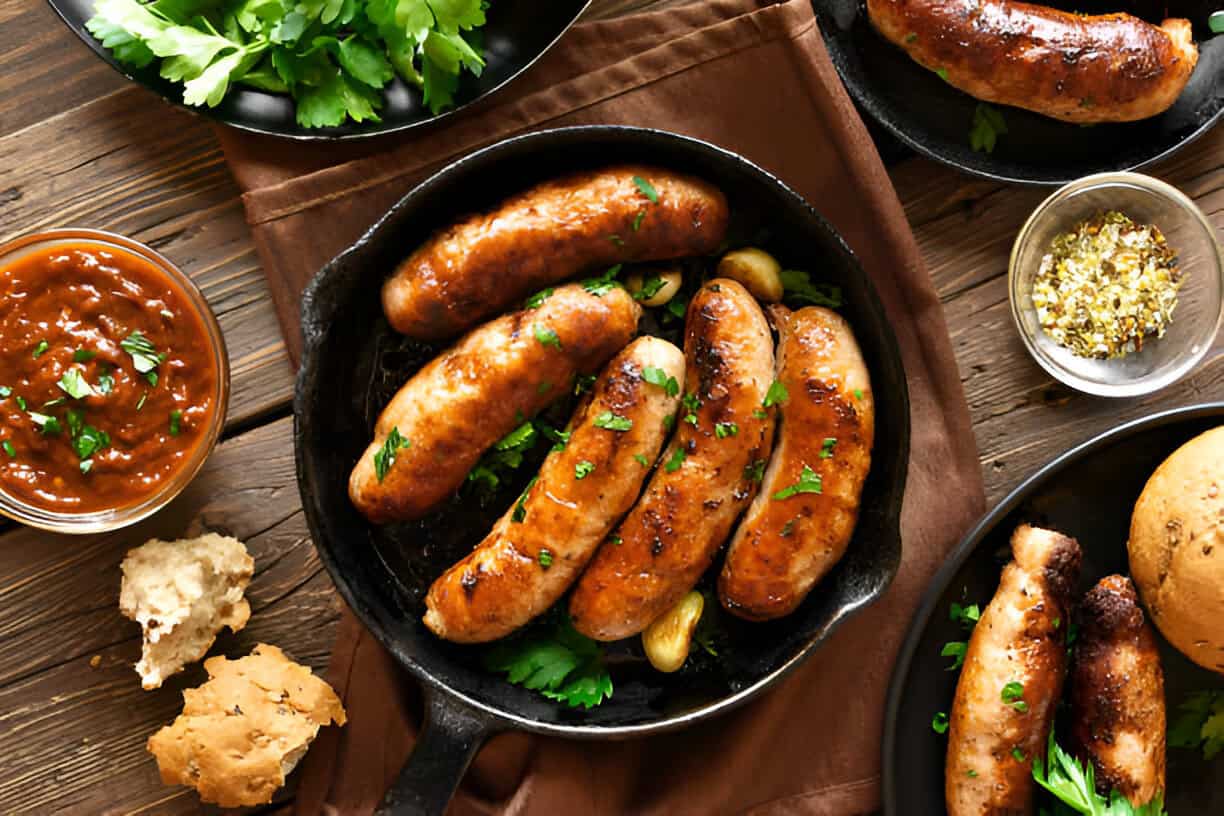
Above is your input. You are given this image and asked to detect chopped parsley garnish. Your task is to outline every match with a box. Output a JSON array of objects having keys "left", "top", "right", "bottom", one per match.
[
  {"left": 511, "top": 476, "right": 538, "bottom": 523},
  {"left": 73, "top": 349, "right": 97, "bottom": 362},
  {"left": 32, "top": 340, "right": 49, "bottom": 358},
  {"left": 539, "top": 425, "right": 570, "bottom": 453},
  {"left": 168, "top": 409, "right": 183, "bottom": 436},
  {"left": 43, "top": 398, "right": 66, "bottom": 408},
  {"left": 80, "top": 459, "right": 93, "bottom": 474},
  {"left": 373, "top": 426, "right": 412, "bottom": 482},
  {"left": 632, "top": 175, "right": 659, "bottom": 203},
  {"left": 633, "top": 453, "right": 649, "bottom": 467},
  {"left": 574, "top": 460, "right": 595, "bottom": 480},
  {"left": 1002, "top": 681, "right": 1029, "bottom": 713},
  {"left": 854, "top": 388, "right": 864, "bottom": 401},
  {"left": 966, "top": 769, "right": 978, "bottom": 778},
  {"left": 663, "top": 447, "right": 686, "bottom": 472},
  {"left": 970, "top": 103, "right": 1008, "bottom": 154},
  {"left": 632, "top": 209, "right": 646, "bottom": 231},
  {"left": 608, "top": 535, "right": 623, "bottom": 546},
  {"left": 662, "top": 413, "right": 676, "bottom": 431},
  {"left": 0, "top": 386, "right": 9, "bottom": 398},
  {"left": 633, "top": 275, "right": 666, "bottom": 302},
  {"left": 135, "top": 392, "right": 148, "bottom": 411},
  {"left": 780, "top": 518, "right": 797, "bottom": 537},
  {"left": 665, "top": 297, "right": 687, "bottom": 320},
  {"left": 763, "top": 380, "right": 789, "bottom": 407},
  {"left": 524, "top": 288, "right": 554, "bottom": 310},
  {"left": 593, "top": 412, "right": 632, "bottom": 432},
  {"left": 1, "top": 440, "right": 13, "bottom": 458},
  {"left": 468, "top": 421, "right": 538, "bottom": 490},
  {"left": 772, "top": 465, "right": 822, "bottom": 500},
  {"left": 752, "top": 408, "right": 768, "bottom": 420},
  {"left": 533, "top": 324, "right": 561, "bottom": 349},
  {"left": 15, "top": 396, "right": 26, "bottom": 410},
  {"left": 684, "top": 413, "right": 698, "bottom": 426},
  {"left": 29, "top": 412, "right": 62, "bottom": 435},
  {"left": 58, "top": 368, "right": 97, "bottom": 399},
  {"left": 1169, "top": 690, "right": 1224, "bottom": 760},
  {"left": 574, "top": 373, "right": 597, "bottom": 395},
  {"left": 935, "top": 66, "right": 950, "bottom": 81},
  {"left": 72, "top": 422, "right": 110, "bottom": 460},
  {"left": 715, "top": 422, "right": 738, "bottom": 438},
  {"left": 951, "top": 602, "right": 981, "bottom": 628},
  {"left": 1012, "top": 747, "right": 1026, "bottom": 762},
  {"left": 642, "top": 367, "right": 679, "bottom": 397},
  {"left": 66, "top": 408, "right": 84, "bottom": 437},
  {"left": 120, "top": 331, "right": 166, "bottom": 376},
  {"left": 780, "top": 269, "right": 842, "bottom": 308},
  {"left": 581, "top": 265, "right": 623, "bottom": 297},
  {"left": 538, "top": 548, "right": 554, "bottom": 569},
  {"left": 932, "top": 712, "right": 949, "bottom": 735},
  {"left": 820, "top": 437, "right": 837, "bottom": 458},
  {"left": 905, "top": 31, "right": 918, "bottom": 42},
  {"left": 682, "top": 392, "right": 701, "bottom": 413},
  {"left": 145, "top": 370, "right": 159, "bottom": 387},
  {"left": 483, "top": 614, "right": 612, "bottom": 709},
  {"left": 96, "top": 368, "right": 114, "bottom": 395},
  {"left": 743, "top": 459, "right": 766, "bottom": 483},
  {"left": 941, "top": 641, "right": 968, "bottom": 671}
]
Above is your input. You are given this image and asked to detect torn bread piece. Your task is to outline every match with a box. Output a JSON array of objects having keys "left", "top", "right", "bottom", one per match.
[
  {"left": 120, "top": 533, "right": 254, "bottom": 689},
  {"left": 147, "top": 643, "right": 346, "bottom": 808}
]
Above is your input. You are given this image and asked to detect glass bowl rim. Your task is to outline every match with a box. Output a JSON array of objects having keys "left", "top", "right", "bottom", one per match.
[
  {"left": 1008, "top": 171, "right": 1224, "bottom": 398},
  {"left": 0, "top": 228, "right": 230, "bottom": 533}
]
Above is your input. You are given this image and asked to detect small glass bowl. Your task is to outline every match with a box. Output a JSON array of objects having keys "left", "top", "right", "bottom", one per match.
[
  {"left": 1009, "top": 173, "right": 1223, "bottom": 398},
  {"left": 0, "top": 229, "right": 230, "bottom": 533}
]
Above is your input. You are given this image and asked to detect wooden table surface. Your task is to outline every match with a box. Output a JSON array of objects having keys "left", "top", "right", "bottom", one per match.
[{"left": 0, "top": 0, "right": 1220, "bottom": 812}]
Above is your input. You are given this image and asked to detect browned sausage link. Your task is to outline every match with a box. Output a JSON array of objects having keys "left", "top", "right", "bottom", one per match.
[
  {"left": 867, "top": 0, "right": 1198, "bottom": 124},
  {"left": 422, "top": 337, "right": 684, "bottom": 643},
  {"left": 1068, "top": 574, "right": 1167, "bottom": 808},
  {"left": 946, "top": 525, "right": 1081, "bottom": 816},
  {"left": 382, "top": 165, "right": 729, "bottom": 339},
  {"left": 718, "top": 305, "right": 874, "bottom": 621},
  {"left": 568, "top": 279, "right": 776, "bottom": 641},
  {"left": 349, "top": 285, "right": 641, "bottom": 524}
]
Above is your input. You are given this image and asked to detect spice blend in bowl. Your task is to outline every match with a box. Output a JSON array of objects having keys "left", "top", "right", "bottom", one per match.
[
  {"left": 0, "top": 229, "right": 229, "bottom": 532},
  {"left": 1032, "top": 210, "right": 1182, "bottom": 360}
]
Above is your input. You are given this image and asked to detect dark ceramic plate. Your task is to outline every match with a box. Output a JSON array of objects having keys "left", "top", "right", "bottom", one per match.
[
  {"left": 816, "top": 0, "right": 1224, "bottom": 184},
  {"left": 883, "top": 402, "right": 1224, "bottom": 815},
  {"left": 295, "top": 126, "right": 910, "bottom": 813},
  {"left": 45, "top": 0, "right": 588, "bottom": 140}
]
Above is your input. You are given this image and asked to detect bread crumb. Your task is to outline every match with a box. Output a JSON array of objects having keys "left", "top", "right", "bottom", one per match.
[
  {"left": 120, "top": 533, "right": 254, "bottom": 689},
  {"left": 147, "top": 644, "right": 346, "bottom": 808},
  {"left": 89, "top": 655, "right": 101, "bottom": 669}
]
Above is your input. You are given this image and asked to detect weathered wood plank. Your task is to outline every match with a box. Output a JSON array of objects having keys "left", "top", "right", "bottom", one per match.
[
  {"left": 0, "top": 88, "right": 296, "bottom": 431},
  {"left": 0, "top": 416, "right": 342, "bottom": 815}
]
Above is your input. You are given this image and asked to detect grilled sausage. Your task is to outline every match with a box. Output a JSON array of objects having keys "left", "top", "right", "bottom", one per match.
[
  {"left": 718, "top": 305, "right": 873, "bottom": 621},
  {"left": 867, "top": 0, "right": 1198, "bottom": 124},
  {"left": 1068, "top": 575, "right": 1166, "bottom": 808},
  {"left": 349, "top": 285, "right": 640, "bottom": 524},
  {"left": 422, "top": 337, "right": 685, "bottom": 643},
  {"left": 568, "top": 279, "right": 775, "bottom": 641},
  {"left": 946, "top": 525, "right": 1082, "bottom": 816},
  {"left": 382, "top": 166, "right": 729, "bottom": 339}
]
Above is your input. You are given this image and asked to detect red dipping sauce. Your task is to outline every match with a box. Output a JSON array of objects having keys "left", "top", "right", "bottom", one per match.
[{"left": 0, "top": 233, "right": 226, "bottom": 522}]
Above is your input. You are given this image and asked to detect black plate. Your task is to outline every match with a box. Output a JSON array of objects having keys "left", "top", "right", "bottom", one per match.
[
  {"left": 295, "top": 126, "right": 910, "bottom": 810},
  {"left": 883, "top": 402, "right": 1224, "bottom": 815},
  {"left": 46, "top": 0, "right": 588, "bottom": 140},
  {"left": 816, "top": 0, "right": 1224, "bottom": 184}
]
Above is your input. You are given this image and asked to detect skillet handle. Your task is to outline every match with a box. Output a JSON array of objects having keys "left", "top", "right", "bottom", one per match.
[{"left": 375, "top": 685, "right": 498, "bottom": 816}]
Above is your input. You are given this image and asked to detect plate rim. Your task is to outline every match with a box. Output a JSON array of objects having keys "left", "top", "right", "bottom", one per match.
[
  {"left": 42, "top": 0, "right": 591, "bottom": 141},
  {"left": 880, "top": 400, "right": 1224, "bottom": 814}
]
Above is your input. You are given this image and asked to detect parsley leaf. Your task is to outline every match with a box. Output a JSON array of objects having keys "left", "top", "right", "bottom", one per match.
[
  {"left": 58, "top": 369, "right": 97, "bottom": 400},
  {"left": 574, "top": 460, "right": 594, "bottom": 480},
  {"left": 932, "top": 711, "right": 949, "bottom": 735},
  {"left": 632, "top": 175, "right": 659, "bottom": 203},
  {"left": 1033, "top": 730, "right": 1168, "bottom": 815},
  {"left": 715, "top": 422, "right": 738, "bottom": 438},
  {"left": 510, "top": 475, "right": 537, "bottom": 523},
  {"left": 72, "top": 422, "right": 111, "bottom": 460},
  {"left": 73, "top": 349, "right": 97, "bottom": 362},
  {"left": 524, "top": 287, "right": 554, "bottom": 310},
  {"left": 483, "top": 614, "right": 612, "bottom": 709},
  {"left": 593, "top": 412, "right": 632, "bottom": 432},
  {"left": 29, "top": 412, "right": 62, "bottom": 435},
  {"left": 642, "top": 366, "right": 679, "bottom": 397},
  {"left": 32, "top": 340, "right": 49, "bottom": 358},
  {"left": 663, "top": 447, "right": 686, "bottom": 472},
  {"left": 941, "top": 641, "right": 967, "bottom": 671},
  {"left": 820, "top": 437, "right": 837, "bottom": 458},
  {"left": 633, "top": 275, "right": 666, "bottom": 302},
  {"left": 772, "top": 465, "right": 822, "bottom": 500},
  {"left": 780, "top": 269, "right": 842, "bottom": 308},
  {"left": 120, "top": 331, "right": 166, "bottom": 376},
  {"left": 743, "top": 459, "right": 766, "bottom": 483},
  {"left": 533, "top": 324, "right": 561, "bottom": 349},
  {"left": 633, "top": 453, "right": 649, "bottom": 467},
  {"left": 537, "top": 548, "right": 554, "bottom": 569},
  {"left": 1002, "top": 681, "right": 1029, "bottom": 713},
  {"left": 1, "top": 440, "right": 13, "bottom": 458},
  {"left": 763, "top": 380, "right": 788, "bottom": 407},
  {"left": 970, "top": 103, "right": 1008, "bottom": 154},
  {"left": 1170, "top": 691, "right": 1224, "bottom": 760},
  {"left": 581, "top": 265, "right": 622, "bottom": 297},
  {"left": 168, "top": 409, "right": 183, "bottom": 436},
  {"left": 950, "top": 601, "right": 981, "bottom": 629},
  {"left": 373, "top": 426, "right": 412, "bottom": 481}
]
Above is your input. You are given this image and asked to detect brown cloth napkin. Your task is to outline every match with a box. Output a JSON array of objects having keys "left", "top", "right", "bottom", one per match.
[{"left": 217, "top": 0, "right": 986, "bottom": 812}]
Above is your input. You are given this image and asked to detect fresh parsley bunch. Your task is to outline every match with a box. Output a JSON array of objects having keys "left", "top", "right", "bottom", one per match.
[
  {"left": 1169, "top": 689, "right": 1224, "bottom": 760},
  {"left": 484, "top": 613, "right": 613, "bottom": 709},
  {"left": 1033, "top": 732, "right": 1167, "bottom": 816},
  {"left": 85, "top": 0, "right": 488, "bottom": 127}
]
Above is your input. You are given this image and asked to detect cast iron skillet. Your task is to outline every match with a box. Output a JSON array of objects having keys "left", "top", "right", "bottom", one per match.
[
  {"left": 45, "top": 0, "right": 588, "bottom": 140},
  {"left": 295, "top": 126, "right": 911, "bottom": 815},
  {"left": 883, "top": 401, "right": 1224, "bottom": 814},
  {"left": 814, "top": 0, "right": 1224, "bottom": 185}
]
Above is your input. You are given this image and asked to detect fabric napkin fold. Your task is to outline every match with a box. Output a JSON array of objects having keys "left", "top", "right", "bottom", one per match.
[{"left": 216, "top": 0, "right": 986, "bottom": 812}]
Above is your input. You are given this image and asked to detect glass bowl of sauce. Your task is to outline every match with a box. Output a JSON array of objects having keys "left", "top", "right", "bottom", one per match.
[
  {"left": 0, "top": 229, "right": 228, "bottom": 532},
  {"left": 1009, "top": 173, "right": 1223, "bottom": 397}
]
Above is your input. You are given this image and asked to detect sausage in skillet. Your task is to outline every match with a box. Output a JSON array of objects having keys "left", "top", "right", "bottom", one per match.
[
  {"left": 349, "top": 284, "right": 640, "bottom": 524},
  {"left": 867, "top": 0, "right": 1198, "bottom": 124},
  {"left": 718, "top": 305, "right": 873, "bottom": 621},
  {"left": 423, "top": 336, "right": 685, "bottom": 643},
  {"left": 946, "top": 524, "right": 1081, "bottom": 816},
  {"left": 568, "top": 279, "right": 776, "bottom": 641},
  {"left": 1068, "top": 574, "right": 1166, "bottom": 808},
  {"left": 382, "top": 166, "right": 729, "bottom": 339}
]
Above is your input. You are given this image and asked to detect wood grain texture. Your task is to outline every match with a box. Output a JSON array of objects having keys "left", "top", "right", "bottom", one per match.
[{"left": 0, "top": 0, "right": 1219, "bottom": 812}]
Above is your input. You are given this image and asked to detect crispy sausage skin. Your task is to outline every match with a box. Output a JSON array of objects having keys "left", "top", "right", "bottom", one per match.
[
  {"left": 422, "top": 337, "right": 685, "bottom": 643},
  {"left": 867, "top": 0, "right": 1198, "bottom": 124},
  {"left": 568, "top": 279, "right": 776, "bottom": 641},
  {"left": 349, "top": 285, "right": 640, "bottom": 524},
  {"left": 382, "top": 166, "right": 729, "bottom": 340},
  {"left": 1068, "top": 575, "right": 1166, "bottom": 808},
  {"left": 946, "top": 525, "right": 1082, "bottom": 816},
  {"left": 718, "top": 305, "right": 873, "bottom": 621}
]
